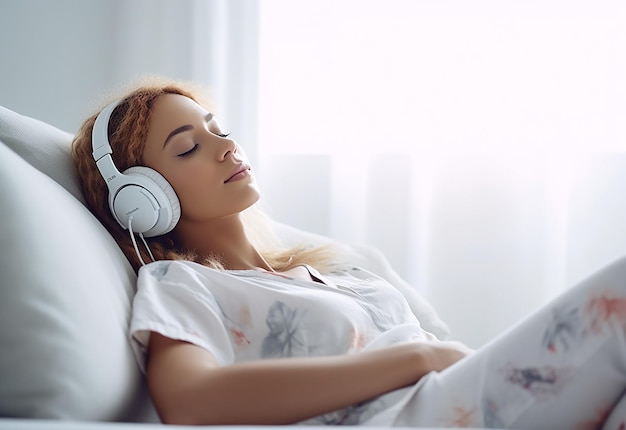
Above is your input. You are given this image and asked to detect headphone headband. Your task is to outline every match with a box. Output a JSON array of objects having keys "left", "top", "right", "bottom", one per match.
[{"left": 92, "top": 99, "right": 121, "bottom": 162}]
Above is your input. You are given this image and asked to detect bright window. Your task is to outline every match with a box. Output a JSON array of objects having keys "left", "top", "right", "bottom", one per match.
[{"left": 258, "top": 0, "right": 625, "bottom": 156}]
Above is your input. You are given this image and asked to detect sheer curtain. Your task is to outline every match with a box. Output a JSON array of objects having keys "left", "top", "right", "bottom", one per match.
[{"left": 257, "top": 0, "right": 626, "bottom": 347}]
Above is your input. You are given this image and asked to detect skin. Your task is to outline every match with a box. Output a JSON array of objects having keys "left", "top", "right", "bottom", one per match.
[
  {"left": 142, "top": 93, "right": 269, "bottom": 272},
  {"left": 141, "top": 94, "right": 473, "bottom": 425}
]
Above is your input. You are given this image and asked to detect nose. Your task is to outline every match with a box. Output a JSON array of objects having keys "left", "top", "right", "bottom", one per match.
[{"left": 217, "top": 136, "right": 239, "bottom": 162}]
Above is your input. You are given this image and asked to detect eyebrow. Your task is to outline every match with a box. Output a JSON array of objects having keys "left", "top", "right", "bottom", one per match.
[{"left": 162, "top": 112, "right": 214, "bottom": 148}]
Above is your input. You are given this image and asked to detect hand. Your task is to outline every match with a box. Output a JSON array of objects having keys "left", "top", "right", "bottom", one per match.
[{"left": 423, "top": 340, "right": 474, "bottom": 373}]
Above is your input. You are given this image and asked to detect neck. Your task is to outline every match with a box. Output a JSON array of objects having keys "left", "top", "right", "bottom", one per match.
[{"left": 174, "top": 214, "right": 271, "bottom": 271}]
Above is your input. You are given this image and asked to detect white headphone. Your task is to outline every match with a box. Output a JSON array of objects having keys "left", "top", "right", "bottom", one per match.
[{"left": 91, "top": 99, "right": 181, "bottom": 238}]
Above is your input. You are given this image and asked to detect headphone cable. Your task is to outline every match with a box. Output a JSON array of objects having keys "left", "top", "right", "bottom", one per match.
[
  {"left": 140, "top": 232, "right": 156, "bottom": 262},
  {"left": 128, "top": 216, "right": 156, "bottom": 266},
  {"left": 128, "top": 216, "right": 146, "bottom": 266},
  {"left": 128, "top": 217, "right": 157, "bottom": 267}
]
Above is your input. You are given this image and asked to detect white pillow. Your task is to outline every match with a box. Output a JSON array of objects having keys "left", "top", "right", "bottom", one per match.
[
  {"left": 0, "top": 142, "right": 157, "bottom": 421},
  {"left": 0, "top": 106, "right": 84, "bottom": 204}
]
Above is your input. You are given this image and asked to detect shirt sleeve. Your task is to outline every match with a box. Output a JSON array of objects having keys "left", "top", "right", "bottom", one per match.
[{"left": 129, "top": 260, "right": 235, "bottom": 373}]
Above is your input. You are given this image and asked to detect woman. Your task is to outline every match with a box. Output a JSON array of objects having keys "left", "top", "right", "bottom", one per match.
[{"left": 72, "top": 78, "right": 626, "bottom": 428}]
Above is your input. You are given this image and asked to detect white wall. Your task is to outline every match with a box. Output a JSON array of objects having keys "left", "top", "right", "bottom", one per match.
[
  {"left": 0, "top": 0, "right": 120, "bottom": 133},
  {"left": 0, "top": 0, "right": 258, "bottom": 149}
]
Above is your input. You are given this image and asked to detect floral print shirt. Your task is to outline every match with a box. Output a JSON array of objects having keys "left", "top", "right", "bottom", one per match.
[{"left": 130, "top": 260, "right": 431, "bottom": 425}]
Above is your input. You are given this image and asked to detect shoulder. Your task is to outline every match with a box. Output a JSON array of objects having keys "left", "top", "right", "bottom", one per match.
[
  {"left": 139, "top": 259, "right": 204, "bottom": 280},
  {"left": 135, "top": 260, "right": 228, "bottom": 305},
  {"left": 324, "top": 265, "right": 389, "bottom": 284},
  {"left": 136, "top": 260, "right": 296, "bottom": 298},
  {"left": 138, "top": 259, "right": 235, "bottom": 288}
]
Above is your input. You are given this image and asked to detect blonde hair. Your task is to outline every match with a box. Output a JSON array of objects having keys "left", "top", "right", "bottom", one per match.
[{"left": 71, "top": 77, "right": 336, "bottom": 273}]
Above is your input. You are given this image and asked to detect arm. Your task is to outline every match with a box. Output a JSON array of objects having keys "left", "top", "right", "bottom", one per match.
[{"left": 146, "top": 332, "right": 472, "bottom": 425}]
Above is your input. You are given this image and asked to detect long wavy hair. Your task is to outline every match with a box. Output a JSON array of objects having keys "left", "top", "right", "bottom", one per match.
[{"left": 71, "top": 77, "right": 335, "bottom": 273}]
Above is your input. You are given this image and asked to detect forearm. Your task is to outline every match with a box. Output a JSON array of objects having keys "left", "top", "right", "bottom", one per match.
[
  {"left": 194, "top": 343, "right": 430, "bottom": 424},
  {"left": 149, "top": 340, "right": 455, "bottom": 425}
]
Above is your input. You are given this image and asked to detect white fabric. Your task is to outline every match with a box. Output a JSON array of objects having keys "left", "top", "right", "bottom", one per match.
[
  {"left": 604, "top": 393, "right": 626, "bottom": 430},
  {"left": 0, "top": 142, "right": 157, "bottom": 421},
  {"left": 130, "top": 260, "right": 433, "bottom": 424},
  {"left": 364, "top": 256, "right": 626, "bottom": 428},
  {"left": 0, "top": 105, "right": 83, "bottom": 202}
]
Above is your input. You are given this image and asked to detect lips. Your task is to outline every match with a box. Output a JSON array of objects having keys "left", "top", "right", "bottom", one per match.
[{"left": 224, "top": 163, "right": 251, "bottom": 183}]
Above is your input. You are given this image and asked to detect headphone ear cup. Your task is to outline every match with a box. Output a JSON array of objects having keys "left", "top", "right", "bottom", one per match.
[{"left": 121, "top": 166, "right": 181, "bottom": 237}]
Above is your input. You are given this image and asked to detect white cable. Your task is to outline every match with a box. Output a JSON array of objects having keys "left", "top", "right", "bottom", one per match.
[
  {"left": 127, "top": 217, "right": 147, "bottom": 266},
  {"left": 139, "top": 232, "right": 156, "bottom": 262}
]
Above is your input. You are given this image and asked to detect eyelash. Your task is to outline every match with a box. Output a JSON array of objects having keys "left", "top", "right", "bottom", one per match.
[
  {"left": 178, "top": 144, "right": 199, "bottom": 158},
  {"left": 176, "top": 133, "right": 231, "bottom": 157}
]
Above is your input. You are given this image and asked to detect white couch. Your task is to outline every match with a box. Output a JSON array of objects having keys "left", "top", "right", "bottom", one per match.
[{"left": 0, "top": 105, "right": 451, "bottom": 428}]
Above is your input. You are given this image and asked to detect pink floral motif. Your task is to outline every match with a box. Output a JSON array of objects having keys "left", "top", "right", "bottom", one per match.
[
  {"left": 575, "top": 404, "right": 611, "bottom": 430},
  {"left": 230, "top": 328, "right": 251, "bottom": 346},
  {"left": 238, "top": 305, "right": 252, "bottom": 326},
  {"left": 585, "top": 293, "right": 626, "bottom": 333},
  {"left": 445, "top": 405, "right": 478, "bottom": 427},
  {"left": 349, "top": 328, "right": 365, "bottom": 350}
]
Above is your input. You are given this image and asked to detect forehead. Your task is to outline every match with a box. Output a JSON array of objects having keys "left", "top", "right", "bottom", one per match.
[
  {"left": 151, "top": 93, "right": 205, "bottom": 122},
  {"left": 146, "top": 94, "right": 206, "bottom": 137}
]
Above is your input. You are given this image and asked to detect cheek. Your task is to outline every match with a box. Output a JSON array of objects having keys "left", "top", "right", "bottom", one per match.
[
  {"left": 167, "top": 170, "right": 230, "bottom": 220},
  {"left": 165, "top": 162, "right": 217, "bottom": 196},
  {"left": 175, "top": 188, "right": 218, "bottom": 222},
  {"left": 170, "top": 174, "right": 215, "bottom": 207}
]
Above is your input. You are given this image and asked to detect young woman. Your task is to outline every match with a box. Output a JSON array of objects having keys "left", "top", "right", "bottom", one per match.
[{"left": 72, "top": 79, "right": 626, "bottom": 428}]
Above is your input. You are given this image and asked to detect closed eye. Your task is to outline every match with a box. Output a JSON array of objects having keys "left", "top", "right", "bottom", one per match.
[
  {"left": 177, "top": 143, "right": 199, "bottom": 158},
  {"left": 216, "top": 132, "right": 231, "bottom": 138}
]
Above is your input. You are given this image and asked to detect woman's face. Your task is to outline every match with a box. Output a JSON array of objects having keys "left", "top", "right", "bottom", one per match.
[{"left": 142, "top": 94, "right": 260, "bottom": 224}]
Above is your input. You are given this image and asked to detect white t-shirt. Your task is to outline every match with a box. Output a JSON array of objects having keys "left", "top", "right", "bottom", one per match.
[{"left": 130, "top": 260, "right": 433, "bottom": 425}]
